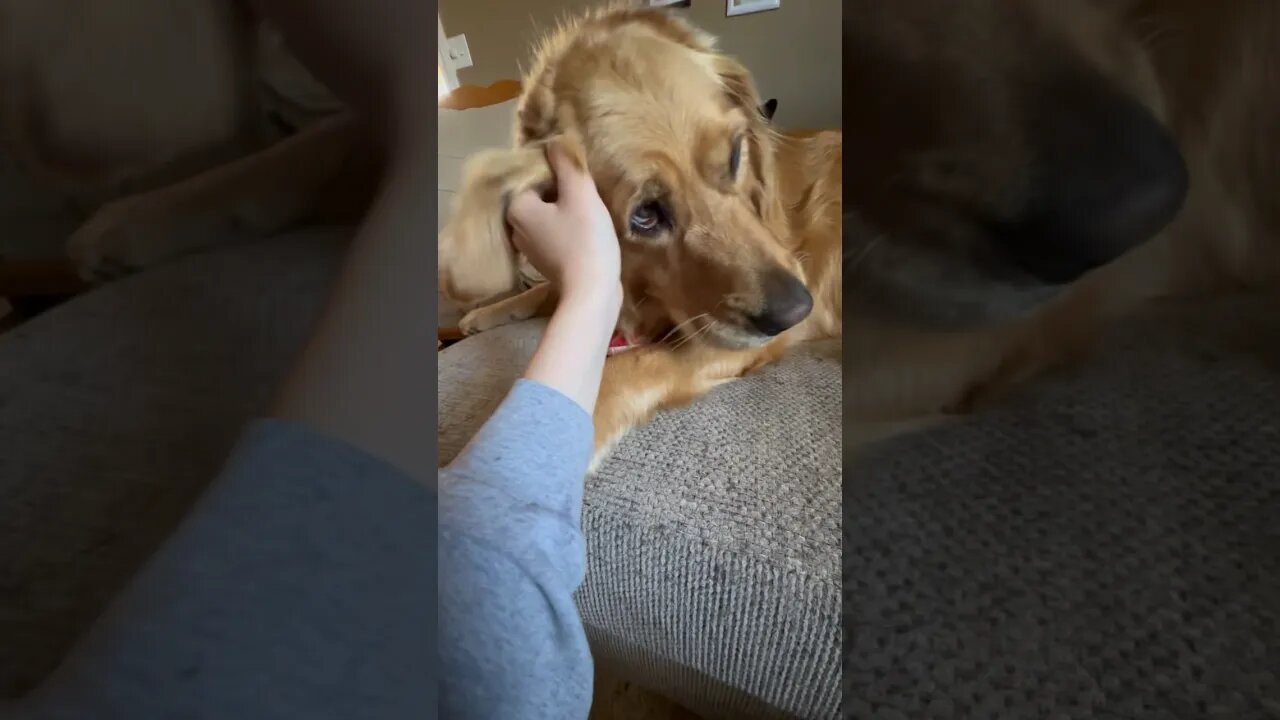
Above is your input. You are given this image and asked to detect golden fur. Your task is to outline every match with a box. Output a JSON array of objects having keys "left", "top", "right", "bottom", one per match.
[{"left": 436, "top": 6, "right": 843, "bottom": 466}]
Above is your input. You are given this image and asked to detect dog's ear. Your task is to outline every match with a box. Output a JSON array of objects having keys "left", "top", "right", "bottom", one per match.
[
  {"left": 713, "top": 57, "right": 786, "bottom": 230},
  {"left": 438, "top": 133, "right": 586, "bottom": 306},
  {"left": 760, "top": 98, "right": 778, "bottom": 122},
  {"left": 516, "top": 64, "right": 559, "bottom": 145}
]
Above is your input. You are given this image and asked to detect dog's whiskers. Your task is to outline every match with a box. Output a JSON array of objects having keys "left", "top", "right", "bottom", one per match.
[
  {"left": 658, "top": 313, "right": 709, "bottom": 344},
  {"left": 671, "top": 316, "right": 717, "bottom": 351}
]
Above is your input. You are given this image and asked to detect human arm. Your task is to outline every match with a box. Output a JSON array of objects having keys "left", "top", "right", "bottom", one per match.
[
  {"left": 435, "top": 143, "right": 623, "bottom": 718},
  {"left": 512, "top": 145, "right": 623, "bottom": 413},
  {"left": 436, "top": 380, "right": 596, "bottom": 719}
]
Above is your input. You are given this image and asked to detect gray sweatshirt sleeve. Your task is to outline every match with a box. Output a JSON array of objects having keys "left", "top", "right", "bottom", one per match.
[
  {"left": 437, "top": 378, "right": 596, "bottom": 720},
  {"left": 5, "top": 418, "right": 435, "bottom": 720}
]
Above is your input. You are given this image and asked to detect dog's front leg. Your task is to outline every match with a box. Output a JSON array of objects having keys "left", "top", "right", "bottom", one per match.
[
  {"left": 588, "top": 344, "right": 770, "bottom": 472},
  {"left": 458, "top": 282, "right": 558, "bottom": 336},
  {"left": 66, "top": 116, "right": 376, "bottom": 282}
]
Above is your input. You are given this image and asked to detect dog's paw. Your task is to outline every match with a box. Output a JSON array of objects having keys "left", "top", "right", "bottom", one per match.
[
  {"left": 66, "top": 200, "right": 177, "bottom": 283},
  {"left": 459, "top": 305, "right": 517, "bottom": 336},
  {"left": 586, "top": 441, "right": 615, "bottom": 476}
]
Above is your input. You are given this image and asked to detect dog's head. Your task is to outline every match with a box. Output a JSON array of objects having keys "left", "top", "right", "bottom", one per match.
[
  {"left": 843, "top": 0, "right": 1188, "bottom": 325},
  {"left": 510, "top": 6, "right": 809, "bottom": 349}
]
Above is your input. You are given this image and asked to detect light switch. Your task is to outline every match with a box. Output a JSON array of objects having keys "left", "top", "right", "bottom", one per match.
[
  {"left": 446, "top": 33, "right": 472, "bottom": 70},
  {"left": 727, "top": 0, "right": 780, "bottom": 16}
]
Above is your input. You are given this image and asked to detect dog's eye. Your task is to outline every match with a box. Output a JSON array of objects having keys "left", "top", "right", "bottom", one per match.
[
  {"left": 729, "top": 137, "right": 743, "bottom": 178},
  {"left": 629, "top": 202, "right": 664, "bottom": 234}
]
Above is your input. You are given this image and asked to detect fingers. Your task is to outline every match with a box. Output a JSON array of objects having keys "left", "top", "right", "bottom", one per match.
[{"left": 508, "top": 138, "right": 594, "bottom": 232}]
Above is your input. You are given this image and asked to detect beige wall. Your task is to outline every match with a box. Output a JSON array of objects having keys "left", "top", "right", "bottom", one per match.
[{"left": 439, "top": 0, "right": 841, "bottom": 130}]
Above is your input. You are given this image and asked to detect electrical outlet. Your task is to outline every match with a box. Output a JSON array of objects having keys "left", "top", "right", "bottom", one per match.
[
  {"left": 446, "top": 33, "right": 472, "bottom": 70},
  {"left": 727, "top": 0, "right": 780, "bottom": 16}
]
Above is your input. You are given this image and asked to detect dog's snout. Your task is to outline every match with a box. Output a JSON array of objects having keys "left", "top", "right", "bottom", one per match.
[{"left": 748, "top": 270, "right": 813, "bottom": 336}]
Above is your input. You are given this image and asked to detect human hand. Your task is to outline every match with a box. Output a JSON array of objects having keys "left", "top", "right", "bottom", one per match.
[{"left": 507, "top": 144, "right": 621, "bottom": 306}]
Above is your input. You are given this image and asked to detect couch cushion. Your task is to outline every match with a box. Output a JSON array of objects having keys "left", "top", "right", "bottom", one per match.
[{"left": 439, "top": 325, "right": 842, "bottom": 719}]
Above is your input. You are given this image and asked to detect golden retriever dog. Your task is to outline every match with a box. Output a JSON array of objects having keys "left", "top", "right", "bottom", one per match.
[
  {"left": 839, "top": 0, "right": 1280, "bottom": 452},
  {"left": 436, "top": 6, "right": 843, "bottom": 467}
]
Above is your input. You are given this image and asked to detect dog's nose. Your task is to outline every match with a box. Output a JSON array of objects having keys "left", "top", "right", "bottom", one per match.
[{"left": 748, "top": 270, "right": 813, "bottom": 336}]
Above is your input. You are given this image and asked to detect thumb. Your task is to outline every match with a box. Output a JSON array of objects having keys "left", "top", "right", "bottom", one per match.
[{"left": 545, "top": 140, "right": 593, "bottom": 201}]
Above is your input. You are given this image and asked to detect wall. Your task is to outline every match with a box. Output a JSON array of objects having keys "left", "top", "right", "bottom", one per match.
[{"left": 439, "top": 0, "right": 841, "bottom": 130}]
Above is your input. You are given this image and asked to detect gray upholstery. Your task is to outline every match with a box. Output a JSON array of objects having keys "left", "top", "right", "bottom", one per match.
[
  {"left": 844, "top": 292, "right": 1280, "bottom": 719},
  {"left": 440, "top": 327, "right": 843, "bottom": 719},
  {"left": 0, "top": 229, "right": 346, "bottom": 697}
]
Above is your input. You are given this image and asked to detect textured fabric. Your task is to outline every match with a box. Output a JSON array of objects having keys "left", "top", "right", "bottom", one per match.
[
  {"left": 0, "top": 229, "right": 349, "bottom": 698},
  {"left": 845, "top": 292, "right": 1280, "bottom": 720},
  {"left": 439, "top": 379, "right": 595, "bottom": 720},
  {"left": 9, "top": 419, "right": 433, "bottom": 720},
  {"left": 439, "top": 324, "right": 843, "bottom": 719}
]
